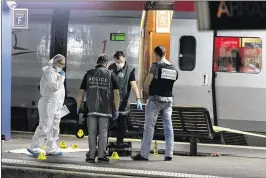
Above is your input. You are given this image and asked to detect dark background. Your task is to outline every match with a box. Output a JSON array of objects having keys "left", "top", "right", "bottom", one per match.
[{"left": 209, "top": 1, "right": 266, "bottom": 30}]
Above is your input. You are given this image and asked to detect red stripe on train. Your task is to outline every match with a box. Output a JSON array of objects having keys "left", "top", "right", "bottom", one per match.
[{"left": 174, "top": 1, "right": 195, "bottom": 12}]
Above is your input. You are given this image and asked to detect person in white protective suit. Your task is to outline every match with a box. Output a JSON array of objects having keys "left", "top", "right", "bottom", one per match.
[{"left": 27, "top": 54, "right": 66, "bottom": 157}]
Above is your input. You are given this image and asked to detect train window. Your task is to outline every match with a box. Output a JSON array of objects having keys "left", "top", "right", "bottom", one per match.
[
  {"left": 178, "top": 36, "right": 196, "bottom": 71},
  {"left": 214, "top": 37, "right": 262, "bottom": 74}
]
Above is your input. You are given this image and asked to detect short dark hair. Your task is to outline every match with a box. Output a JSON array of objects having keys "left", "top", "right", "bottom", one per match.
[
  {"left": 97, "top": 54, "right": 109, "bottom": 65},
  {"left": 113, "top": 51, "right": 125, "bottom": 60},
  {"left": 154, "top": 45, "right": 166, "bottom": 58}
]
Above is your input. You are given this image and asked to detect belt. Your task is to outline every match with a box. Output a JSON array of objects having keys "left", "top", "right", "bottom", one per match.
[
  {"left": 149, "top": 95, "right": 173, "bottom": 103},
  {"left": 119, "top": 109, "right": 130, "bottom": 115}
]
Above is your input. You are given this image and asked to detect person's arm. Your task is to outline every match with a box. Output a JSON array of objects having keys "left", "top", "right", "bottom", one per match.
[
  {"left": 131, "top": 81, "right": 140, "bottom": 99},
  {"left": 129, "top": 69, "right": 140, "bottom": 100},
  {"left": 45, "top": 68, "right": 64, "bottom": 91},
  {"left": 77, "top": 73, "right": 87, "bottom": 109},
  {"left": 143, "top": 64, "right": 156, "bottom": 95},
  {"left": 143, "top": 73, "right": 154, "bottom": 95},
  {"left": 108, "top": 63, "right": 117, "bottom": 71},
  {"left": 111, "top": 73, "right": 120, "bottom": 111},
  {"left": 77, "top": 89, "right": 85, "bottom": 109},
  {"left": 113, "top": 89, "right": 120, "bottom": 111}
]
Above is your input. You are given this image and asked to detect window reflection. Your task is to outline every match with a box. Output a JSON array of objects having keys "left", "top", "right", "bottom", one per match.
[
  {"left": 214, "top": 37, "right": 262, "bottom": 74},
  {"left": 68, "top": 27, "right": 84, "bottom": 56}
]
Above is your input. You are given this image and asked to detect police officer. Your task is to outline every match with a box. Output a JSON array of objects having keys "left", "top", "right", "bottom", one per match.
[
  {"left": 76, "top": 54, "right": 120, "bottom": 163},
  {"left": 108, "top": 51, "right": 142, "bottom": 145},
  {"left": 132, "top": 45, "right": 178, "bottom": 161}
]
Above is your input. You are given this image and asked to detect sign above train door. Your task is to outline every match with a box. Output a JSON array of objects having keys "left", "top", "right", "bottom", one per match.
[{"left": 196, "top": 1, "right": 266, "bottom": 30}]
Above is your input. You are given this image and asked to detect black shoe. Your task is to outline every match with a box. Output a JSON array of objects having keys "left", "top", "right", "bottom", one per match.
[
  {"left": 131, "top": 153, "right": 148, "bottom": 161},
  {"left": 164, "top": 157, "right": 172, "bottom": 161},
  {"left": 85, "top": 152, "right": 96, "bottom": 163},
  {"left": 98, "top": 156, "right": 109, "bottom": 163},
  {"left": 86, "top": 157, "right": 95, "bottom": 163}
]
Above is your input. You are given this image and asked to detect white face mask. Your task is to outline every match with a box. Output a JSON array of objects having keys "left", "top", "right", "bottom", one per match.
[
  {"left": 56, "top": 67, "right": 62, "bottom": 72},
  {"left": 116, "top": 62, "right": 125, "bottom": 70}
]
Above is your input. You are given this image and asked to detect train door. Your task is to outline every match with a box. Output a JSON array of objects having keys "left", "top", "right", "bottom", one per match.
[
  {"left": 214, "top": 31, "right": 266, "bottom": 132},
  {"left": 170, "top": 17, "right": 214, "bottom": 122}
]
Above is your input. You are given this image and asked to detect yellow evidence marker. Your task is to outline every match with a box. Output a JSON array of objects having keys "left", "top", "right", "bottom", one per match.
[
  {"left": 76, "top": 129, "right": 85, "bottom": 139},
  {"left": 72, "top": 144, "right": 78, "bottom": 149},
  {"left": 37, "top": 152, "right": 47, "bottom": 160},
  {"left": 110, "top": 152, "right": 120, "bottom": 160},
  {"left": 59, "top": 141, "right": 67, "bottom": 149}
]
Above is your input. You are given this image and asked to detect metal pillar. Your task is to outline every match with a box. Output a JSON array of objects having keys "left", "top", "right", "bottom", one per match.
[
  {"left": 50, "top": 8, "right": 70, "bottom": 97},
  {"left": 189, "top": 137, "right": 198, "bottom": 156},
  {"left": 1, "top": 1, "right": 12, "bottom": 140}
]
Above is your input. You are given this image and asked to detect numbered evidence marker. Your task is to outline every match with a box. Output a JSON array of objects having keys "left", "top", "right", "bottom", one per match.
[
  {"left": 59, "top": 141, "right": 67, "bottom": 149},
  {"left": 76, "top": 129, "right": 85, "bottom": 139},
  {"left": 37, "top": 152, "right": 47, "bottom": 160},
  {"left": 111, "top": 152, "right": 120, "bottom": 160},
  {"left": 72, "top": 144, "right": 78, "bottom": 149}
]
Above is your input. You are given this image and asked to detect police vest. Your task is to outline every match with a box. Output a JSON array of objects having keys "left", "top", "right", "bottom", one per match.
[
  {"left": 86, "top": 67, "right": 112, "bottom": 117},
  {"left": 109, "top": 63, "right": 134, "bottom": 113},
  {"left": 149, "top": 62, "right": 178, "bottom": 97}
]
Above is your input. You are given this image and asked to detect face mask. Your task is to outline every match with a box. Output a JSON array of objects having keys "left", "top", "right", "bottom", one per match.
[
  {"left": 56, "top": 67, "right": 62, "bottom": 72},
  {"left": 116, "top": 62, "right": 125, "bottom": 70}
]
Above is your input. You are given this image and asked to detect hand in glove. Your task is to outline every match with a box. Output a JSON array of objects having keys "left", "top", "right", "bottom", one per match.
[
  {"left": 59, "top": 71, "right": 65, "bottom": 76},
  {"left": 136, "top": 99, "right": 143, "bottom": 111},
  {"left": 113, "top": 111, "right": 119, "bottom": 120},
  {"left": 109, "top": 111, "right": 119, "bottom": 130}
]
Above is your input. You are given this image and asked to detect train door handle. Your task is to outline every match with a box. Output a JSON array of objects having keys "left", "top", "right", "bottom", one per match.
[{"left": 203, "top": 73, "right": 208, "bottom": 85}]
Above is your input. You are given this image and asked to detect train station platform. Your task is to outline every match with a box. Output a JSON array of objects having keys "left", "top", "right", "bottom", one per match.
[{"left": 2, "top": 132, "right": 266, "bottom": 178}]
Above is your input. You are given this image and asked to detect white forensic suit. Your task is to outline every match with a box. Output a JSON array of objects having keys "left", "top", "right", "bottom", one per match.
[{"left": 28, "top": 61, "right": 65, "bottom": 156}]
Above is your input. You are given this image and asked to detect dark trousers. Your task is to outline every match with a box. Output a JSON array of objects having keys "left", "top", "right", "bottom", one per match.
[{"left": 116, "top": 115, "right": 127, "bottom": 144}]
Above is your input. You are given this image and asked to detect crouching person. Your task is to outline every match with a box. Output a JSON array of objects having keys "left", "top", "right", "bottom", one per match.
[{"left": 77, "top": 54, "right": 120, "bottom": 163}]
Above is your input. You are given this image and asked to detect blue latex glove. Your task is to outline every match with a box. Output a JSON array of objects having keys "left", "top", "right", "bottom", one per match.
[
  {"left": 137, "top": 99, "right": 143, "bottom": 111},
  {"left": 113, "top": 111, "right": 119, "bottom": 120},
  {"left": 59, "top": 71, "right": 65, "bottom": 76}
]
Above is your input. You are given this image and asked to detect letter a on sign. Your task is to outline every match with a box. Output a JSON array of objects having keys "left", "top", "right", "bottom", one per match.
[{"left": 217, "top": 1, "right": 231, "bottom": 18}]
